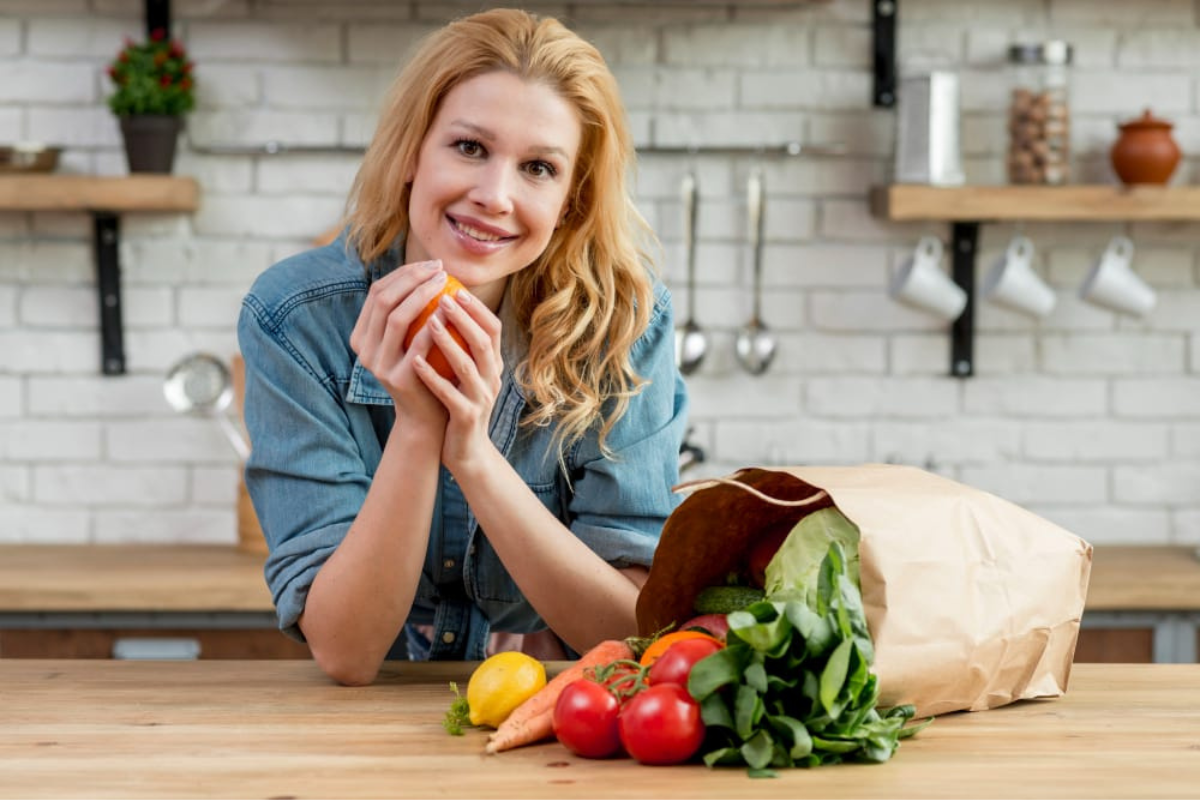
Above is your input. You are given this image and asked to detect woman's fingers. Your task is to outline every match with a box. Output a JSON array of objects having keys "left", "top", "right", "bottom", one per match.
[
  {"left": 354, "top": 261, "right": 447, "bottom": 369},
  {"left": 436, "top": 289, "right": 503, "bottom": 384}
]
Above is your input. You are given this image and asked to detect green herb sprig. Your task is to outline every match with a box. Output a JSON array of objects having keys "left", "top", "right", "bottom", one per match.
[{"left": 442, "top": 681, "right": 472, "bottom": 736}]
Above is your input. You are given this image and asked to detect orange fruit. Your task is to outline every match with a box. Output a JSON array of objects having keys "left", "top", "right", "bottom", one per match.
[
  {"left": 404, "top": 274, "right": 468, "bottom": 380},
  {"left": 639, "top": 630, "right": 722, "bottom": 667}
]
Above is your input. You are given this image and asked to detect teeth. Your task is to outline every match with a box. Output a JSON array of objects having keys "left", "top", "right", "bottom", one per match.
[{"left": 454, "top": 220, "right": 503, "bottom": 242}]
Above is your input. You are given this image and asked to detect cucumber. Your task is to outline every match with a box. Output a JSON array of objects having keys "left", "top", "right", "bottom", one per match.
[{"left": 692, "top": 585, "right": 765, "bottom": 615}]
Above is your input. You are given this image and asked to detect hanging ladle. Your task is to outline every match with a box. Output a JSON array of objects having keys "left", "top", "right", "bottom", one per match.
[
  {"left": 674, "top": 171, "right": 707, "bottom": 375},
  {"left": 735, "top": 168, "right": 776, "bottom": 375},
  {"left": 163, "top": 352, "right": 251, "bottom": 460}
]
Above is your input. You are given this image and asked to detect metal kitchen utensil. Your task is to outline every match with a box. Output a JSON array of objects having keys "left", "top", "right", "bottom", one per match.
[
  {"left": 163, "top": 352, "right": 250, "bottom": 459},
  {"left": 734, "top": 168, "right": 776, "bottom": 375},
  {"left": 674, "top": 171, "right": 707, "bottom": 375}
]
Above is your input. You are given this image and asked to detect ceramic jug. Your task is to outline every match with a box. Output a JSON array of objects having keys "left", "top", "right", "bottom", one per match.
[{"left": 1110, "top": 109, "right": 1181, "bottom": 185}]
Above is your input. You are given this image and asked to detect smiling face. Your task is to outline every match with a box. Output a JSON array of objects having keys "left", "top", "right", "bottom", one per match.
[{"left": 404, "top": 70, "right": 582, "bottom": 311}]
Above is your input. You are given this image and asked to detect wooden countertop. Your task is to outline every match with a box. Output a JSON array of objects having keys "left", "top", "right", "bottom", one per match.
[
  {"left": 0, "top": 545, "right": 272, "bottom": 613},
  {"left": 1085, "top": 545, "right": 1200, "bottom": 612},
  {"left": 0, "top": 660, "right": 1197, "bottom": 799},
  {"left": 1, "top": 543, "right": 1199, "bottom": 615}
]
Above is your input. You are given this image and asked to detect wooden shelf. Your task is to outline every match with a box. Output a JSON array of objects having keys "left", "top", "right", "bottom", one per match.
[
  {"left": 0, "top": 175, "right": 198, "bottom": 212},
  {"left": 871, "top": 184, "right": 1200, "bottom": 223}
]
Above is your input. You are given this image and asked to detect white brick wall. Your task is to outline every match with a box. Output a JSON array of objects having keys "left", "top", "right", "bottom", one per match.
[{"left": 0, "top": 0, "right": 1198, "bottom": 546}]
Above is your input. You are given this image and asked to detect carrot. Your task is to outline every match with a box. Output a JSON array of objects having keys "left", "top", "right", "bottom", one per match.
[{"left": 484, "top": 638, "right": 635, "bottom": 754}]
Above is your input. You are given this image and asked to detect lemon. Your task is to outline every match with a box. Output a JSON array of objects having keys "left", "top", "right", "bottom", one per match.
[{"left": 466, "top": 651, "right": 547, "bottom": 729}]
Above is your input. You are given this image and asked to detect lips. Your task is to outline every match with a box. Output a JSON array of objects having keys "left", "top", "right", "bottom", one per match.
[{"left": 448, "top": 214, "right": 515, "bottom": 245}]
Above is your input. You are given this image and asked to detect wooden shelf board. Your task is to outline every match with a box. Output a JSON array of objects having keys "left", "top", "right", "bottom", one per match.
[
  {"left": 0, "top": 175, "right": 198, "bottom": 212},
  {"left": 871, "top": 184, "right": 1200, "bottom": 222}
]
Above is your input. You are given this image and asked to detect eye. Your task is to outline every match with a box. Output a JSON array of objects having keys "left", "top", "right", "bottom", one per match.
[
  {"left": 524, "top": 160, "right": 557, "bottom": 179},
  {"left": 455, "top": 139, "right": 485, "bottom": 158}
]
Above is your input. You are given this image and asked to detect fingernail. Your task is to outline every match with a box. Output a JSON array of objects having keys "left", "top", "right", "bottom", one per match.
[
  {"left": 430, "top": 271, "right": 447, "bottom": 286},
  {"left": 421, "top": 259, "right": 442, "bottom": 271},
  {"left": 439, "top": 294, "right": 456, "bottom": 312},
  {"left": 455, "top": 289, "right": 470, "bottom": 305},
  {"left": 428, "top": 313, "right": 444, "bottom": 333}
]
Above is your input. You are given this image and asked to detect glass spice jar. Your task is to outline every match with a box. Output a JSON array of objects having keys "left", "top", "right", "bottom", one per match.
[{"left": 1007, "top": 40, "right": 1073, "bottom": 185}]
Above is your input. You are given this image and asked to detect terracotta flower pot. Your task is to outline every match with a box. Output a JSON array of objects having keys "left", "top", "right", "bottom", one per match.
[{"left": 1110, "top": 109, "right": 1181, "bottom": 185}]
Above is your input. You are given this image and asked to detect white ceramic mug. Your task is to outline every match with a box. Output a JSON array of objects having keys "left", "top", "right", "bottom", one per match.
[
  {"left": 982, "top": 235, "right": 1056, "bottom": 318},
  {"left": 1079, "top": 236, "right": 1156, "bottom": 317},
  {"left": 889, "top": 236, "right": 967, "bottom": 321}
]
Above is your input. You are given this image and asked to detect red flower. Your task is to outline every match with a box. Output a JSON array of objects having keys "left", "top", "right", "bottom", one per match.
[
  {"left": 160, "top": 74, "right": 172, "bottom": 87},
  {"left": 150, "top": 27, "right": 166, "bottom": 41},
  {"left": 180, "top": 77, "right": 192, "bottom": 90}
]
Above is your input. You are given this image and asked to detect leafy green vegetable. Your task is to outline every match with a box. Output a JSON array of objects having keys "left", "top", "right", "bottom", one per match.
[
  {"left": 688, "top": 534, "right": 931, "bottom": 775},
  {"left": 763, "top": 507, "right": 861, "bottom": 607},
  {"left": 442, "top": 681, "right": 472, "bottom": 736}
]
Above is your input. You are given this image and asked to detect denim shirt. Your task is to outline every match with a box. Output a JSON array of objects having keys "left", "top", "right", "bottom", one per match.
[{"left": 237, "top": 234, "right": 688, "bottom": 660}]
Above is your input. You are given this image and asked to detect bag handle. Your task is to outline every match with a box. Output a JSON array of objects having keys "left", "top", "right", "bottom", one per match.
[{"left": 673, "top": 474, "right": 829, "bottom": 508}]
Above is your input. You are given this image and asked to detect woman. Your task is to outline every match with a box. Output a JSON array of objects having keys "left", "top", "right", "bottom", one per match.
[{"left": 238, "top": 8, "right": 688, "bottom": 685}]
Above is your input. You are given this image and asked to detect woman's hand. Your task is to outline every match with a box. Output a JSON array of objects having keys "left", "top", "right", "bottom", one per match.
[
  {"left": 349, "top": 259, "right": 450, "bottom": 425},
  {"left": 412, "top": 286, "right": 504, "bottom": 475}
]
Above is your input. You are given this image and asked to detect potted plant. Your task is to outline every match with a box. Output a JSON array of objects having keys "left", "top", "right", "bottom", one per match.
[{"left": 105, "top": 28, "right": 195, "bottom": 173}]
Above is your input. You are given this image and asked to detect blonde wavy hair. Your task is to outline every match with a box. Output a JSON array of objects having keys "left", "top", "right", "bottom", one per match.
[{"left": 345, "top": 8, "right": 657, "bottom": 460}]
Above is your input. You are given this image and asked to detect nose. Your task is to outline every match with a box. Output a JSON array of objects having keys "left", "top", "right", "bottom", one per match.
[{"left": 468, "top": 161, "right": 514, "bottom": 215}]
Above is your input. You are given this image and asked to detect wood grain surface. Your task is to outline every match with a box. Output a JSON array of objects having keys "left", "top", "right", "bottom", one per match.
[
  {"left": 2, "top": 660, "right": 1198, "bottom": 799},
  {"left": 0, "top": 175, "right": 198, "bottom": 212},
  {"left": 4, "top": 544, "right": 1194, "bottom": 616},
  {"left": 1085, "top": 545, "right": 1200, "bottom": 611},
  {"left": 870, "top": 184, "right": 1200, "bottom": 222},
  {"left": 0, "top": 545, "right": 273, "bottom": 612}
]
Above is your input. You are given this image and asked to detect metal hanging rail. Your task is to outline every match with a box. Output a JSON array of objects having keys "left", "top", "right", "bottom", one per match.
[{"left": 189, "top": 141, "right": 848, "bottom": 158}]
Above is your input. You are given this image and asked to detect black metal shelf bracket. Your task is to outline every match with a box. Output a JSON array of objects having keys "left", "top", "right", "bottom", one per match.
[
  {"left": 145, "top": 0, "right": 170, "bottom": 37},
  {"left": 873, "top": 0, "right": 897, "bottom": 107},
  {"left": 949, "top": 221, "right": 979, "bottom": 378},
  {"left": 93, "top": 213, "right": 126, "bottom": 376}
]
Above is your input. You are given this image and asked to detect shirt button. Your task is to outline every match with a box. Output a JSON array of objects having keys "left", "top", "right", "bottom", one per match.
[
  {"left": 441, "top": 631, "right": 456, "bottom": 645},
  {"left": 443, "top": 558, "right": 455, "bottom": 569}
]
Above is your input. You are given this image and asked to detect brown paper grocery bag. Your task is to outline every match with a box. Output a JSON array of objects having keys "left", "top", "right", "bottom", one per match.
[{"left": 636, "top": 464, "right": 1092, "bottom": 717}]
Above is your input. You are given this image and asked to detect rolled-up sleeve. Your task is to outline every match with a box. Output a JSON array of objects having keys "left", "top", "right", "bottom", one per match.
[
  {"left": 566, "top": 284, "right": 689, "bottom": 568},
  {"left": 238, "top": 287, "right": 372, "bottom": 642}
]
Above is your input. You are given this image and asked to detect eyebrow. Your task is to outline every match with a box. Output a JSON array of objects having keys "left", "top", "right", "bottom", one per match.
[{"left": 449, "top": 119, "right": 571, "bottom": 160}]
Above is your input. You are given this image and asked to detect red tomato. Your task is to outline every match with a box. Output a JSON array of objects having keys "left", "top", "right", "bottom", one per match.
[
  {"left": 618, "top": 683, "right": 705, "bottom": 766},
  {"left": 639, "top": 630, "right": 721, "bottom": 667},
  {"left": 553, "top": 679, "right": 622, "bottom": 759},
  {"left": 596, "top": 662, "right": 643, "bottom": 702},
  {"left": 647, "top": 637, "right": 724, "bottom": 689}
]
